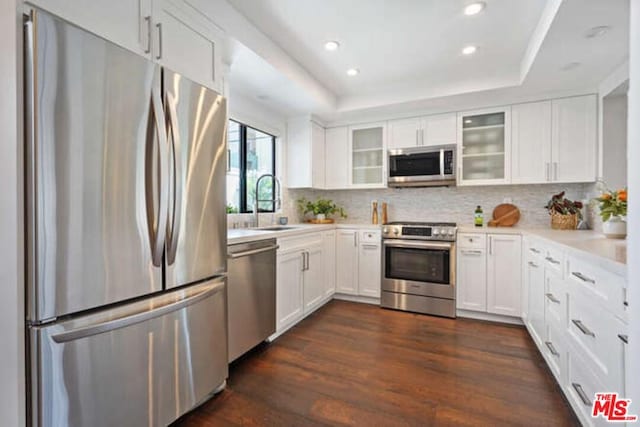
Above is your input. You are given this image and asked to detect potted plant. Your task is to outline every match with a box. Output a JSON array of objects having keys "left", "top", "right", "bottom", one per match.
[
  {"left": 594, "top": 187, "right": 627, "bottom": 239},
  {"left": 545, "top": 191, "right": 583, "bottom": 230},
  {"left": 297, "top": 197, "right": 347, "bottom": 223}
]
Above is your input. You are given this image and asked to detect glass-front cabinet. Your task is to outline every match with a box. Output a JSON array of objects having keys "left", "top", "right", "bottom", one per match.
[
  {"left": 349, "top": 122, "right": 386, "bottom": 187},
  {"left": 457, "top": 107, "right": 511, "bottom": 186}
]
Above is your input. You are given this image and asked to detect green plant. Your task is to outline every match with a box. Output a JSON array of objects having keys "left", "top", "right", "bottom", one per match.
[
  {"left": 594, "top": 186, "right": 627, "bottom": 222},
  {"left": 545, "top": 191, "right": 583, "bottom": 218},
  {"left": 226, "top": 204, "right": 238, "bottom": 214},
  {"left": 297, "top": 197, "right": 347, "bottom": 219}
]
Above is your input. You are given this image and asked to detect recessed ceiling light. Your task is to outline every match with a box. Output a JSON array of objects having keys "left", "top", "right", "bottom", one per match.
[
  {"left": 324, "top": 41, "right": 340, "bottom": 51},
  {"left": 464, "top": 2, "right": 486, "bottom": 16},
  {"left": 561, "top": 62, "right": 581, "bottom": 71},
  {"left": 585, "top": 26, "right": 611, "bottom": 39},
  {"left": 462, "top": 45, "right": 477, "bottom": 55},
  {"left": 346, "top": 68, "right": 360, "bottom": 76}
]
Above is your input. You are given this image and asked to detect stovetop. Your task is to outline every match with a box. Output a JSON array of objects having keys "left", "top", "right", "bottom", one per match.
[{"left": 382, "top": 221, "right": 457, "bottom": 241}]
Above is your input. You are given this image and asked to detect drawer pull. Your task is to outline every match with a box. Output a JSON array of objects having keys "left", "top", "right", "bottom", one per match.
[
  {"left": 545, "top": 341, "right": 560, "bottom": 357},
  {"left": 572, "top": 383, "right": 591, "bottom": 406},
  {"left": 528, "top": 261, "right": 539, "bottom": 268},
  {"left": 461, "top": 249, "right": 483, "bottom": 255},
  {"left": 572, "top": 271, "right": 595, "bottom": 284},
  {"left": 572, "top": 319, "right": 595, "bottom": 337},
  {"left": 618, "top": 334, "right": 628, "bottom": 344},
  {"left": 545, "top": 256, "right": 560, "bottom": 265},
  {"left": 545, "top": 293, "right": 560, "bottom": 304},
  {"left": 529, "top": 248, "right": 541, "bottom": 254}
]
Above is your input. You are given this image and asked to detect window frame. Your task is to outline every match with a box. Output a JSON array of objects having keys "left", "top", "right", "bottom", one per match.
[{"left": 229, "top": 119, "right": 277, "bottom": 213}]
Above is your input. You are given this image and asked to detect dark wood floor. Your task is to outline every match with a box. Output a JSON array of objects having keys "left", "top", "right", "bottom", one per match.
[{"left": 175, "top": 300, "right": 578, "bottom": 426}]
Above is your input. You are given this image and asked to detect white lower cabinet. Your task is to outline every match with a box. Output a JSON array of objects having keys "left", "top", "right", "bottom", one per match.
[
  {"left": 323, "top": 231, "right": 336, "bottom": 298},
  {"left": 275, "top": 248, "right": 304, "bottom": 332},
  {"left": 358, "top": 241, "right": 381, "bottom": 298},
  {"left": 456, "top": 233, "right": 521, "bottom": 318},
  {"left": 336, "top": 230, "right": 359, "bottom": 295},
  {"left": 303, "top": 241, "right": 325, "bottom": 313},
  {"left": 486, "top": 234, "right": 522, "bottom": 316}
]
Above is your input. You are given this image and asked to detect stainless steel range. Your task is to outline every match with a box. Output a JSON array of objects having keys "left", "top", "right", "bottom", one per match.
[{"left": 381, "top": 222, "right": 457, "bottom": 318}]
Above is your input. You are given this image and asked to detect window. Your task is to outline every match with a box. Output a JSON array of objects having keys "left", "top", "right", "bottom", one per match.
[{"left": 226, "top": 120, "right": 276, "bottom": 213}]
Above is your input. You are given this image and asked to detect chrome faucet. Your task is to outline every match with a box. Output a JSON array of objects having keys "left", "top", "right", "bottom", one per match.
[{"left": 254, "top": 174, "right": 281, "bottom": 228}]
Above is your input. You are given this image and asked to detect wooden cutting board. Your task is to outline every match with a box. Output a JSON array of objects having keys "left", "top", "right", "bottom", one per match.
[{"left": 489, "top": 203, "right": 520, "bottom": 227}]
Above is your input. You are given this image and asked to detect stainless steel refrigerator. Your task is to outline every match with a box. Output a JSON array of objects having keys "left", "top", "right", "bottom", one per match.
[{"left": 24, "top": 9, "right": 228, "bottom": 427}]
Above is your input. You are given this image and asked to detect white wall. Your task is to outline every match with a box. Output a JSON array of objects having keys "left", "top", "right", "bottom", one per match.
[
  {"left": 0, "top": 0, "right": 25, "bottom": 426},
  {"left": 627, "top": 0, "right": 639, "bottom": 409},
  {"left": 601, "top": 94, "right": 628, "bottom": 189}
]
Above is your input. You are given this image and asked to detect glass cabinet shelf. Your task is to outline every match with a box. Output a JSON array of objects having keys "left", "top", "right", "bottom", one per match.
[{"left": 350, "top": 124, "right": 385, "bottom": 186}]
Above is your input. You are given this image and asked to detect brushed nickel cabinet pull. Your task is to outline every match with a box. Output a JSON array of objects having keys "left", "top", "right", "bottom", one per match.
[
  {"left": 545, "top": 341, "right": 559, "bottom": 357},
  {"left": 572, "top": 383, "right": 591, "bottom": 406},
  {"left": 545, "top": 293, "right": 560, "bottom": 304},
  {"left": 572, "top": 319, "right": 595, "bottom": 337}
]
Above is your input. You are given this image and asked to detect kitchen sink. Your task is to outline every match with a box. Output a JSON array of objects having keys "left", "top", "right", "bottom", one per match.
[{"left": 258, "top": 226, "right": 297, "bottom": 231}]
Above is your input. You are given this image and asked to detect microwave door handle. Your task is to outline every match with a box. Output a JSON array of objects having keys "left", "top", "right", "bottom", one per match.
[{"left": 439, "top": 149, "right": 445, "bottom": 177}]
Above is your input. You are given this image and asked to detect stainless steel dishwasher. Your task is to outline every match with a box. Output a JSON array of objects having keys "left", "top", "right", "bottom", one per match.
[{"left": 227, "top": 239, "right": 278, "bottom": 362}]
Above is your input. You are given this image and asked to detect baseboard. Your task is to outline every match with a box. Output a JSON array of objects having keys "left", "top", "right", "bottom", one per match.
[
  {"left": 456, "top": 309, "right": 524, "bottom": 325},
  {"left": 333, "top": 293, "right": 381, "bottom": 306}
]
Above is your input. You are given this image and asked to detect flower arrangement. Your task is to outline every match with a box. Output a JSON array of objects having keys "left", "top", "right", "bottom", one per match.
[
  {"left": 595, "top": 187, "right": 627, "bottom": 222},
  {"left": 297, "top": 197, "right": 347, "bottom": 219},
  {"left": 545, "top": 191, "right": 583, "bottom": 218}
]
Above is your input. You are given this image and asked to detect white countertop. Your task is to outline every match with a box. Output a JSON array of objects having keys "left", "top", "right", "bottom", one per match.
[
  {"left": 228, "top": 223, "right": 626, "bottom": 277},
  {"left": 458, "top": 225, "right": 627, "bottom": 276},
  {"left": 228, "top": 223, "right": 380, "bottom": 245}
]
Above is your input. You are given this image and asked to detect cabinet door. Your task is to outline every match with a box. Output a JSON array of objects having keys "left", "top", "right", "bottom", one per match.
[
  {"left": 511, "top": 101, "right": 552, "bottom": 184},
  {"left": 456, "top": 248, "right": 487, "bottom": 312},
  {"left": 487, "top": 235, "right": 522, "bottom": 316},
  {"left": 276, "top": 249, "right": 304, "bottom": 331},
  {"left": 423, "top": 113, "right": 456, "bottom": 146},
  {"left": 323, "top": 231, "right": 337, "bottom": 298},
  {"left": 311, "top": 122, "right": 326, "bottom": 189},
  {"left": 153, "top": 0, "right": 223, "bottom": 92},
  {"left": 324, "top": 127, "right": 350, "bottom": 189},
  {"left": 335, "top": 230, "right": 358, "bottom": 295},
  {"left": 27, "top": 0, "right": 152, "bottom": 57},
  {"left": 526, "top": 256, "right": 545, "bottom": 347},
  {"left": 551, "top": 95, "right": 597, "bottom": 183},
  {"left": 349, "top": 123, "right": 386, "bottom": 188},
  {"left": 458, "top": 107, "right": 511, "bottom": 186},
  {"left": 387, "top": 117, "right": 421, "bottom": 150},
  {"left": 358, "top": 243, "right": 381, "bottom": 298},
  {"left": 303, "top": 243, "right": 325, "bottom": 314}
]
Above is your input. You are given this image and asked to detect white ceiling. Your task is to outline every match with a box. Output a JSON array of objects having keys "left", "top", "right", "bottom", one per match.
[{"left": 224, "top": 0, "right": 630, "bottom": 120}]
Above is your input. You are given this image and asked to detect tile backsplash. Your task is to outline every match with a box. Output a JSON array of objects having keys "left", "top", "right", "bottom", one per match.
[{"left": 283, "top": 183, "right": 593, "bottom": 229}]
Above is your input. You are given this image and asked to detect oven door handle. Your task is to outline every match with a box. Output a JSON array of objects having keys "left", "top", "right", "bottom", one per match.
[{"left": 383, "top": 240, "right": 454, "bottom": 250}]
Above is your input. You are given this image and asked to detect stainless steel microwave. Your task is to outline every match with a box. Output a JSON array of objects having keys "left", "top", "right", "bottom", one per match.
[{"left": 387, "top": 144, "right": 457, "bottom": 187}]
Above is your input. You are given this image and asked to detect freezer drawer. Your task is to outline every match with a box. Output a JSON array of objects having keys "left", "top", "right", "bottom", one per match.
[{"left": 29, "top": 278, "right": 228, "bottom": 427}]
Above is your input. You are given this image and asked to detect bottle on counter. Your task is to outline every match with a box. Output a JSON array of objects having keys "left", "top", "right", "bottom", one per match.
[
  {"left": 372, "top": 201, "right": 379, "bottom": 225},
  {"left": 381, "top": 202, "right": 388, "bottom": 225},
  {"left": 474, "top": 205, "right": 483, "bottom": 227}
]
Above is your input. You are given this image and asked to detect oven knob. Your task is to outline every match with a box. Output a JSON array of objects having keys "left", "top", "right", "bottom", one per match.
[
  {"left": 393, "top": 229, "right": 399, "bottom": 235},
  {"left": 448, "top": 229, "right": 455, "bottom": 236},
  {"left": 383, "top": 227, "right": 388, "bottom": 234},
  {"left": 433, "top": 229, "right": 440, "bottom": 236}
]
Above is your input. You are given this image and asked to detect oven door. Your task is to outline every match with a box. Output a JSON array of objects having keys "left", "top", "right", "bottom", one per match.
[{"left": 382, "top": 240, "right": 455, "bottom": 299}]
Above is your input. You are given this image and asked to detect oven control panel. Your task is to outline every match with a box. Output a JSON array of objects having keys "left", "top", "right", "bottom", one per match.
[{"left": 382, "top": 223, "right": 457, "bottom": 241}]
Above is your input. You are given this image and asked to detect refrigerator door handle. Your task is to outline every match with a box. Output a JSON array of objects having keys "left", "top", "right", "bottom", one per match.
[
  {"left": 146, "top": 78, "right": 170, "bottom": 267},
  {"left": 51, "top": 279, "right": 225, "bottom": 343},
  {"left": 166, "top": 91, "right": 182, "bottom": 265}
]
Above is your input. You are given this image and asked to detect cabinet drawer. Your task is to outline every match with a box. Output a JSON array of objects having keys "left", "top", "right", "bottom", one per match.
[
  {"left": 360, "top": 230, "right": 381, "bottom": 243},
  {"left": 567, "top": 292, "right": 623, "bottom": 390},
  {"left": 544, "top": 270, "right": 567, "bottom": 329},
  {"left": 566, "top": 350, "right": 609, "bottom": 427},
  {"left": 543, "top": 245, "right": 564, "bottom": 276},
  {"left": 524, "top": 237, "right": 545, "bottom": 259},
  {"left": 543, "top": 324, "right": 565, "bottom": 384},
  {"left": 567, "top": 255, "right": 625, "bottom": 317},
  {"left": 278, "top": 232, "right": 323, "bottom": 252},
  {"left": 457, "top": 233, "right": 485, "bottom": 249}
]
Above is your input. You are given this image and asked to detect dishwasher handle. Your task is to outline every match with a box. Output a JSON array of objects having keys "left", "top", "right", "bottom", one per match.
[{"left": 228, "top": 244, "right": 279, "bottom": 259}]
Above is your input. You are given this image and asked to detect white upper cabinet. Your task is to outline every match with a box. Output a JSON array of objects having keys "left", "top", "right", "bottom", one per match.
[
  {"left": 152, "top": 0, "right": 224, "bottom": 92},
  {"left": 512, "top": 101, "right": 552, "bottom": 184},
  {"left": 423, "top": 113, "right": 457, "bottom": 147},
  {"left": 26, "top": 0, "right": 153, "bottom": 57},
  {"left": 349, "top": 122, "right": 386, "bottom": 188},
  {"left": 457, "top": 107, "right": 511, "bottom": 186},
  {"left": 324, "top": 127, "right": 349, "bottom": 189},
  {"left": 287, "top": 120, "right": 326, "bottom": 189},
  {"left": 387, "top": 113, "right": 456, "bottom": 150},
  {"left": 387, "top": 117, "right": 422, "bottom": 150},
  {"left": 551, "top": 95, "right": 597, "bottom": 183}
]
